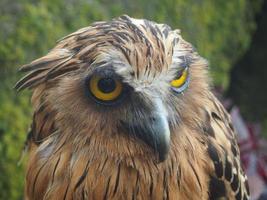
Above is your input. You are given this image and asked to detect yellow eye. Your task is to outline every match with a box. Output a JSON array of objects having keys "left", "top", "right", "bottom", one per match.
[
  {"left": 170, "top": 68, "right": 188, "bottom": 88},
  {"left": 89, "top": 76, "right": 123, "bottom": 101}
]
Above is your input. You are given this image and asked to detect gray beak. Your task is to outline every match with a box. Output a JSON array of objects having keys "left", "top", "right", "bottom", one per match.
[{"left": 122, "top": 98, "right": 170, "bottom": 162}]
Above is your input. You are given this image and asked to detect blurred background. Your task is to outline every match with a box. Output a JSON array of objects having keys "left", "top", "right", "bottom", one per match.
[{"left": 0, "top": 0, "right": 267, "bottom": 199}]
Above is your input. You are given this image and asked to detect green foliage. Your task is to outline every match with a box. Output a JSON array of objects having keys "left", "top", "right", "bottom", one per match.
[
  {"left": 0, "top": 90, "right": 30, "bottom": 200},
  {"left": 0, "top": 0, "right": 262, "bottom": 198},
  {"left": 228, "top": 2, "right": 267, "bottom": 136}
]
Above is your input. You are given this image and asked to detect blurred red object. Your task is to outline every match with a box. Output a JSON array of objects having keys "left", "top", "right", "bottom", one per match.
[{"left": 229, "top": 106, "right": 267, "bottom": 200}]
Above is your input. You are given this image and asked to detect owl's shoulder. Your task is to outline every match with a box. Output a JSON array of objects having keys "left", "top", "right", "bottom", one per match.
[{"left": 203, "top": 93, "right": 249, "bottom": 199}]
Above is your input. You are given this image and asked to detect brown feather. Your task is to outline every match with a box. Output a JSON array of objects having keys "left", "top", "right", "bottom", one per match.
[{"left": 18, "top": 16, "right": 249, "bottom": 200}]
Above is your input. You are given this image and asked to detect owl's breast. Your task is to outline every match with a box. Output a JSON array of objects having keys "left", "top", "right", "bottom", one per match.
[{"left": 25, "top": 140, "right": 210, "bottom": 200}]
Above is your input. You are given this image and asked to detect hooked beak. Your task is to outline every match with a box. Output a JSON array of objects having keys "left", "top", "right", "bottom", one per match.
[{"left": 122, "top": 98, "right": 170, "bottom": 162}]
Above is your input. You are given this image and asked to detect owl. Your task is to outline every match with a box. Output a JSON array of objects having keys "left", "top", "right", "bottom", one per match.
[{"left": 16, "top": 15, "right": 249, "bottom": 200}]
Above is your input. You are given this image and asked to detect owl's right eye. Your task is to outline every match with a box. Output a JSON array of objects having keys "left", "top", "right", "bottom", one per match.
[{"left": 87, "top": 75, "right": 124, "bottom": 105}]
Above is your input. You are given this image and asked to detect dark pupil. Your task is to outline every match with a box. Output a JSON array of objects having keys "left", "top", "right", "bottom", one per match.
[
  {"left": 97, "top": 78, "right": 116, "bottom": 93},
  {"left": 176, "top": 70, "right": 184, "bottom": 79}
]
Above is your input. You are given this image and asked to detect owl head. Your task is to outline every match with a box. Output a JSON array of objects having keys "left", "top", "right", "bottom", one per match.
[{"left": 16, "top": 15, "right": 210, "bottom": 163}]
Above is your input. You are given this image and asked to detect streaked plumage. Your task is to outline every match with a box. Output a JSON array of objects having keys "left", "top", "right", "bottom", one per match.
[{"left": 16, "top": 15, "right": 249, "bottom": 200}]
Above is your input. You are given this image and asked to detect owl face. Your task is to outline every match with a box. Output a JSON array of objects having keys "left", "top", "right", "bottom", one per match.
[
  {"left": 79, "top": 51, "right": 190, "bottom": 162},
  {"left": 20, "top": 16, "right": 209, "bottom": 162}
]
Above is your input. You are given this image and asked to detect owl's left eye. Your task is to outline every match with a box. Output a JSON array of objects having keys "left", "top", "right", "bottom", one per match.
[
  {"left": 88, "top": 75, "right": 123, "bottom": 103},
  {"left": 170, "top": 67, "right": 189, "bottom": 93}
]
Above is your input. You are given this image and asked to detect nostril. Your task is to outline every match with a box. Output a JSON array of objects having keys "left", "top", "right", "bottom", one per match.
[
  {"left": 149, "top": 116, "right": 163, "bottom": 123},
  {"left": 150, "top": 117, "right": 156, "bottom": 122}
]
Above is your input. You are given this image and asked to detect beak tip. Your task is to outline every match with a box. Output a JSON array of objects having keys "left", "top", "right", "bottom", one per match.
[
  {"left": 157, "top": 153, "right": 168, "bottom": 163},
  {"left": 156, "top": 139, "right": 170, "bottom": 163}
]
